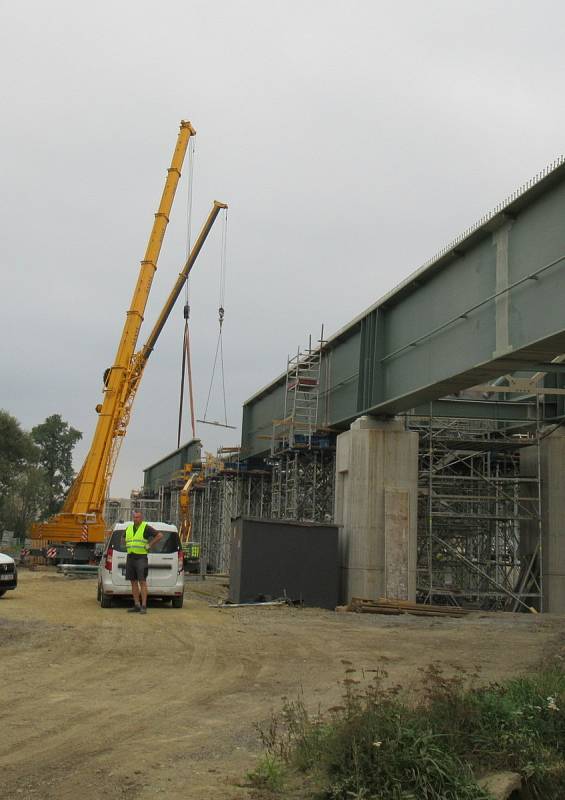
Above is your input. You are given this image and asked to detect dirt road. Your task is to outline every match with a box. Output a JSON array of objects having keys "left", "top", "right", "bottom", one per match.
[{"left": 1, "top": 570, "right": 563, "bottom": 800}]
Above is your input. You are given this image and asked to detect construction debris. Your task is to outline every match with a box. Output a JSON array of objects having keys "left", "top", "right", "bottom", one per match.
[
  {"left": 213, "top": 599, "right": 288, "bottom": 608},
  {"left": 340, "top": 597, "right": 469, "bottom": 619}
]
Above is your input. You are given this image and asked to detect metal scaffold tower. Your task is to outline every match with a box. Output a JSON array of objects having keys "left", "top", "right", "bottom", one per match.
[
  {"left": 267, "top": 330, "right": 335, "bottom": 522},
  {"left": 411, "top": 412, "right": 543, "bottom": 611},
  {"left": 189, "top": 453, "right": 273, "bottom": 572},
  {"left": 191, "top": 475, "right": 235, "bottom": 573},
  {"left": 270, "top": 449, "right": 335, "bottom": 522},
  {"left": 272, "top": 334, "right": 323, "bottom": 453},
  {"left": 188, "top": 450, "right": 335, "bottom": 566},
  {"left": 238, "top": 470, "right": 272, "bottom": 518},
  {"left": 105, "top": 496, "right": 162, "bottom": 527}
]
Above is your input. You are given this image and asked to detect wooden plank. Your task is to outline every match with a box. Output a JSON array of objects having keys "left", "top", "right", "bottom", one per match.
[{"left": 348, "top": 595, "right": 468, "bottom": 618}]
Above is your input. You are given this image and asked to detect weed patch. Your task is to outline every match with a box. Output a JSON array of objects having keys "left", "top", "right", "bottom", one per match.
[
  {"left": 247, "top": 754, "right": 287, "bottom": 794},
  {"left": 253, "top": 662, "right": 565, "bottom": 799}
]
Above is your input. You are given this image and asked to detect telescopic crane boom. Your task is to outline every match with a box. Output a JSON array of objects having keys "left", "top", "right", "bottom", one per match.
[{"left": 33, "top": 122, "right": 227, "bottom": 547}]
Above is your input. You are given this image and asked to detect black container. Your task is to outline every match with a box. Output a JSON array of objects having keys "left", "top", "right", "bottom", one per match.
[{"left": 229, "top": 517, "right": 339, "bottom": 609}]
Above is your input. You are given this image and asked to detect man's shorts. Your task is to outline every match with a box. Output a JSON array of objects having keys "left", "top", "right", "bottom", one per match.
[{"left": 125, "top": 553, "right": 149, "bottom": 581}]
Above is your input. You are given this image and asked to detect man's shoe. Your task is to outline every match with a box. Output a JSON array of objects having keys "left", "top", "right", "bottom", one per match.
[
  {"left": 128, "top": 605, "right": 141, "bottom": 613},
  {"left": 139, "top": 606, "right": 147, "bottom": 614}
]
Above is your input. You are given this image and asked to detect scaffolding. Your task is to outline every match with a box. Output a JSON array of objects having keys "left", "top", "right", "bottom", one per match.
[
  {"left": 134, "top": 412, "right": 545, "bottom": 609},
  {"left": 411, "top": 411, "right": 543, "bottom": 611},
  {"left": 105, "top": 496, "right": 162, "bottom": 527},
  {"left": 134, "top": 341, "right": 547, "bottom": 609},
  {"left": 270, "top": 449, "right": 335, "bottom": 522},
  {"left": 267, "top": 331, "right": 335, "bottom": 521},
  {"left": 190, "top": 468, "right": 272, "bottom": 572},
  {"left": 191, "top": 476, "right": 233, "bottom": 573},
  {"left": 238, "top": 470, "right": 272, "bottom": 518},
  {"left": 271, "top": 334, "right": 323, "bottom": 454},
  {"left": 132, "top": 405, "right": 545, "bottom": 608},
  {"left": 185, "top": 447, "right": 336, "bottom": 567}
]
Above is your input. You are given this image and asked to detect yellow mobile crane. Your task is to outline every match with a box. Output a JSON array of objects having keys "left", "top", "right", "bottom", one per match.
[{"left": 33, "top": 121, "right": 227, "bottom": 556}]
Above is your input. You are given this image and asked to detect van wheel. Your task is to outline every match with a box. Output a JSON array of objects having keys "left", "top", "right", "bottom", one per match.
[
  {"left": 100, "top": 591, "right": 113, "bottom": 608},
  {"left": 172, "top": 594, "right": 184, "bottom": 609}
]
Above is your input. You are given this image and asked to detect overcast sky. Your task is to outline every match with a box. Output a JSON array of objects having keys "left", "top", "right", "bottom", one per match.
[{"left": 1, "top": 0, "right": 564, "bottom": 496}]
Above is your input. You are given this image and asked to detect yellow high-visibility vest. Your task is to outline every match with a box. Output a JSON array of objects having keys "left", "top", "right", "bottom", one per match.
[{"left": 125, "top": 522, "right": 149, "bottom": 555}]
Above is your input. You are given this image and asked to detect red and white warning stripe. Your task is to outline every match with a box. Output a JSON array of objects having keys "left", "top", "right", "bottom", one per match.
[
  {"left": 46, "top": 547, "right": 57, "bottom": 559},
  {"left": 81, "top": 523, "right": 88, "bottom": 542},
  {"left": 20, "top": 548, "right": 30, "bottom": 557}
]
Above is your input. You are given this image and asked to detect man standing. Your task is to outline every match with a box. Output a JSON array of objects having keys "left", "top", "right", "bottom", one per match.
[{"left": 125, "top": 511, "right": 163, "bottom": 614}]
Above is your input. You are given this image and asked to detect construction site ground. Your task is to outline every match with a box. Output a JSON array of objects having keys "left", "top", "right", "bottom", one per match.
[{"left": 2, "top": 570, "right": 564, "bottom": 800}]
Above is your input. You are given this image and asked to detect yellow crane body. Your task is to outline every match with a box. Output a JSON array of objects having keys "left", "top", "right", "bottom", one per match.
[{"left": 33, "top": 122, "right": 227, "bottom": 548}]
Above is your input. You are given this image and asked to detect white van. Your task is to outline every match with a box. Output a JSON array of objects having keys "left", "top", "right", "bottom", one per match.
[{"left": 97, "top": 522, "right": 185, "bottom": 608}]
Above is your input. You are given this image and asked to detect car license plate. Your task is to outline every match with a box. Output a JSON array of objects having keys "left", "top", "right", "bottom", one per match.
[{"left": 0, "top": 574, "right": 12, "bottom": 581}]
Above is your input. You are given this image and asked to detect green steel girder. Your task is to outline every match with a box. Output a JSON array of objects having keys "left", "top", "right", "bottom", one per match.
[
  {"left": 143, "top": 439, "right": 202, "bottom": 492},
  {"left": 242, "top": 159, "right": 565, "bottom": 459}
]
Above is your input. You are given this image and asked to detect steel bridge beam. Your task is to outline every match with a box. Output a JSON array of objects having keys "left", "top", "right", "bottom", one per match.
[{"left": 242, "top": 160, "right": 565, "bottom": 458}]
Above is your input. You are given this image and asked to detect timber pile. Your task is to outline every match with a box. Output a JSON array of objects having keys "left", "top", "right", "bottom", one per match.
[{"left": 339, "top": 597, "right": 468, "bottom": 619}]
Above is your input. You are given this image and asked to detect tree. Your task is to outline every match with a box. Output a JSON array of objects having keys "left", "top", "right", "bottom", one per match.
[
  {"left": 2, "top": 466, "right": 50, "bottom": 537},
  {"left": 31, "top": 414, "right": 82, "bottom": 515},
  {"left": 0, "top": 410, "right": 37, "bottom": 507}
]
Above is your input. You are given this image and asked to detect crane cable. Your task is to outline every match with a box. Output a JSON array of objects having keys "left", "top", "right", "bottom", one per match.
[
  {"left": 177, "top": 139, "right": 197, "bottom": 447},
  {"left": 177, "top": 310, "right": 196, "bottom": 446},
  {"left": 202, "top": 209, "right": 229, "bottom": 426}
]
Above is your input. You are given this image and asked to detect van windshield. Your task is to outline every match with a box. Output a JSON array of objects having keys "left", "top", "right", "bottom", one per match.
[{"left": 109, "top": 529, "right": 180, "bottom": 554}]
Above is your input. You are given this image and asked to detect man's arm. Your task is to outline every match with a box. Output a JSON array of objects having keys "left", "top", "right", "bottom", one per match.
[
  {"left": 147, "top": 532, "right": 163, "bottom": 549},
  {"left": 146, "top": 527, "right": 164, "bottom": 550}
]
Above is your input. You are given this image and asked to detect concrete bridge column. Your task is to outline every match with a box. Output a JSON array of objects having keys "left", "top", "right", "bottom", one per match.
[
  {"left": 334, "top": 416, "right": 419, "bottom": 605},
  {"left": 521, "top": 427, "right": 565, "bottom": 613}
]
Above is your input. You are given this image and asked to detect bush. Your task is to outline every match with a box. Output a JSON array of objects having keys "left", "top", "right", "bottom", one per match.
[{"left": 255, "top": 662, "right": 565, "bottom": 799}]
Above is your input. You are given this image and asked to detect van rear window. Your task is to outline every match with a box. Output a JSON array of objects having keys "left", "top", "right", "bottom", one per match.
[{"left": 109, "top": 530, "right": 180, "bottom": 554}]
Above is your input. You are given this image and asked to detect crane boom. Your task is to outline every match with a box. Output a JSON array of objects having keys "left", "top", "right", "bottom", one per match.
[
  {"left": 142, "top": 201, "right": 227, "bottom": 359},
  {"left": 72, "top": 121, "right": 195, "bottom": 517},
  {"left": 33, "top": 123, "right": 225, "bottom": 547},
  {"left": 99, "top": 201, "right": 229, "bottom": 511}
]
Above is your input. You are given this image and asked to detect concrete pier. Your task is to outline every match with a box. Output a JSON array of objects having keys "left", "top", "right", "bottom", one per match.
[
  {"left": 334, "top": 416, "right": 419, "bottom": 604},
  {"left": 521, "top": 428, "right": 565, "bottom": 613}
]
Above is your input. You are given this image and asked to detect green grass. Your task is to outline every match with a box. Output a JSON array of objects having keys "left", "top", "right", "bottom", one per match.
[
  {"left": 247, "top": 754, "right": 287, "bottom": 794},
  {"left": 253, "top": 662, "right": 565, "bottom": 799}
]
